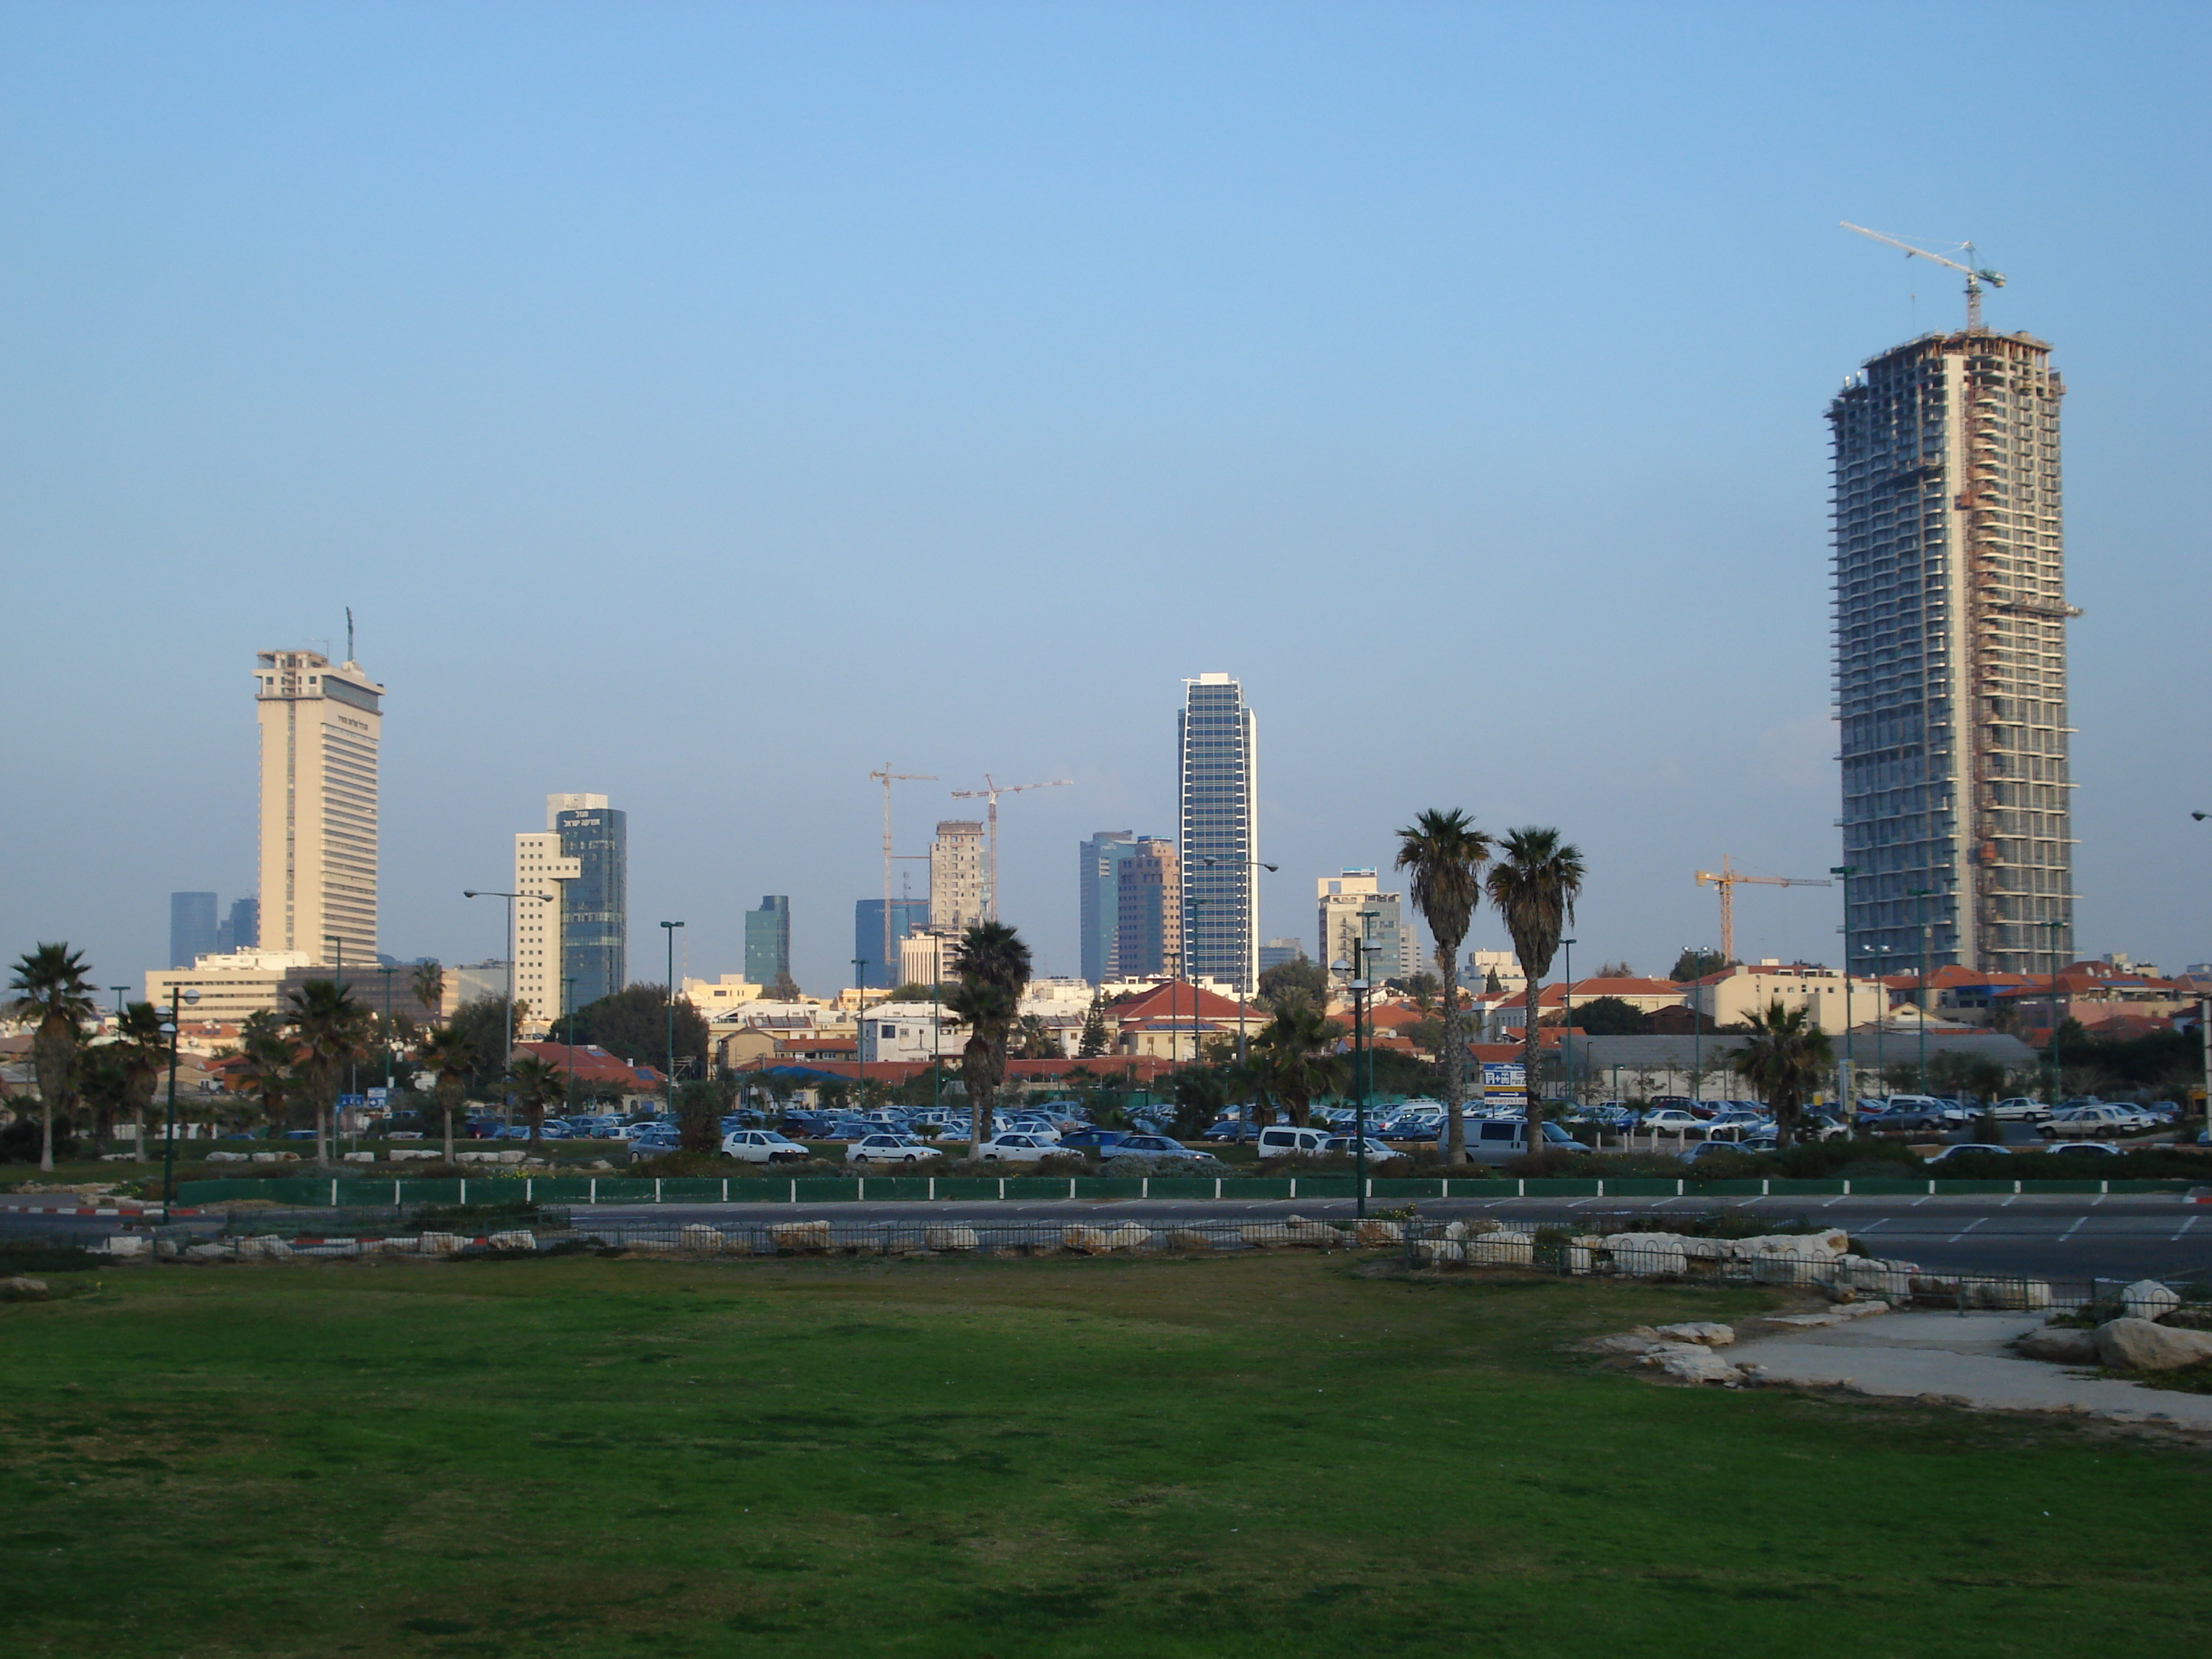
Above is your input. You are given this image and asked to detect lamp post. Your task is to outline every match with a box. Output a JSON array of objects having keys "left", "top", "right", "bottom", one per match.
[
  {"left": 1830, "top": 866, "right": 1861, "bottom": 1110},
  {"left": 562, "top": 975, "right": 579, "bottom": 1102},
  {"left": 1200, "top": 856, "right": 1277, "bottom": 1064},
  {"left": 160, "top": 985, "right": 201, "bottom": 1211},
  {"left": 1863, "top": 942, "right": 1891, "bottom": 1097},
  {"left": 464, "top": 889, "right": 554, "bottom": 1123},
  {"left": 1560, "top": 937, "right": 1576, "bottom": 1112},
  {"left": 375, "top": 964, "right": 397, "bottom": 1097},
  {"left": 1906, "top": 888, "right": 1935, "bottom": 1094},
  {"left": 1334, "top": 947, "right": 1371, "bottom": 1220},
  {"left": 1686, "top": 945, "right": 1702, "bottom": 1110},
  {"left": 853, "top": 956, "right": 869, "bottom": 1105},
  {"left": 662, "top": 922, "right": 685, "bottom": 1118},
  {"left": 2046, "top": 917, "right": 2067, "bottom": 1106}
]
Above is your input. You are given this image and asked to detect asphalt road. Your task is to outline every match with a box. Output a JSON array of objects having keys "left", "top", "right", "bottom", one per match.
[{"left": 7, "top": 1192, "right": 2203, "bottom": 1285}]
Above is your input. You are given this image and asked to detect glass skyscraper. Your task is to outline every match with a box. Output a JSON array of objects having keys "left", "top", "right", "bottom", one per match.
[
  {"left": 1078, "top": 832, "right": 1138, "bottom": 982},
  {"left": 855, "top": 899, "right": 930, "bottom": 988},
  {"left": 745, "top": 896, "right": 791, "bottom": 988},
  {"left": 170, "top": 892, "right": 217, "bottom": 968},
  {"left": 555, "top": 803, "right": 626, "bottom": 1007},
  {"left": 1177, "top": 673, "right": 1259, "bottom": 992}
]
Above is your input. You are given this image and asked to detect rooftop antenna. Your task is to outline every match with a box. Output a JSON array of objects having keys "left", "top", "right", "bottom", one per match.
[
  {"left": 1840, "top": 222, "right": 2007, "bottom": 331},
  {"left": 345, "top": 606, "right": 355, "bottom": 664}
]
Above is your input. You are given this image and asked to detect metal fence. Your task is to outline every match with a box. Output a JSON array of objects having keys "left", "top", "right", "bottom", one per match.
[{"left": 170, "top": 1172, "right": 2210, "bottom": 1209}]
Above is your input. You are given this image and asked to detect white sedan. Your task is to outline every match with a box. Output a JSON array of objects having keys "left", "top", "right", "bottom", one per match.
[
  {"left": 976, "top": 1133, "right": 1062, "bottom": 1163},
  {"left": 721, "top": 1129, "right": 811, "bottom": 1164},
  {"left": 2039, "top": 1106, "right": 2145, "bottom": 1141},
  {"left": 845, "top": 1133, "right": 944, "bottom": 1164},
  {"left": 1988, "top": 1097, "right": 2051, "bottom": 1122}
]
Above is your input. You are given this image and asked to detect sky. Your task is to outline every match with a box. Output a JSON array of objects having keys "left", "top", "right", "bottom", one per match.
[{"left": 4, "top": 1, "right": 2208, "bottom": 999}]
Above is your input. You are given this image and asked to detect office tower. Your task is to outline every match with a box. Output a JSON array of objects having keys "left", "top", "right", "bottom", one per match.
[
  {"left": 1078, "top": 832, "right": 1140, "bottom": 982},
  {"left": 254, "top": 648, "right": 382, "bottom": 963},
  {"left": 554, "top": 796, "right": 626, "bottom": 1009},
  {"left": 1115, "top": 838, "right": 1182, "bottom": 979},
  {"left": 214, "top": 896, "right": 258, "bottom": 954},
  {"left": 745, "top": 896, "right": 791, "bottom": 987},
  {"left": 1258, "top": 938, "right": 1307, "bottom": 972},
  {"left": 1316, "top": 870, "right": 1408, "bottom": 985},
  {"left": 1830, "top": 328, "right": 2074, "bottom": 976},
  {"left": 930, "top": 820, "right": 986, "bottom": 935},
  {"left": 855, "top": 899, "right": 930, "bottom": 987},
  {"left": 1177, "top": 673, "right": 1259, "bottom": 991},
  {"left": 170, "top": 892, "right": 217, "bottom": 968}
]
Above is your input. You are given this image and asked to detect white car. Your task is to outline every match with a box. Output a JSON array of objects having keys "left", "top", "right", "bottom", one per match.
[
  {"left": 976, "top": 1133, "right": 1061, "bottom": 1163},
  {"left": 1988, "top": 1097, "right": 2051, "bottom": 1122},
  {"left": 720, "top": 1128, "right": 811, "bottom": 1164},
  {"left": 1319, "top": 1135, "right": 1401, "bottom": 1163},
  {"left": 2039, "top": 1105, "right": 2146, "bottom": 1141},
  {"left": 845, "top": 1133, "right": 944, "bottom": 1164},
  {"left": 1637, "top": 1109, "right": 1704, "bottom": 1134},
  {"left": 1255, "top": 1125, "right": 1334, "bottom": 1159}
]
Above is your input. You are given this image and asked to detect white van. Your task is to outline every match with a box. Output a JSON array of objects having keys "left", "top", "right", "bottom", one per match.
[
  {"left": 1255, "top": 1125, "right": 1333, "bottom": 1159},
  {"left": 1442, "top": 1118, "right": 1594, "bottom": 1165}
]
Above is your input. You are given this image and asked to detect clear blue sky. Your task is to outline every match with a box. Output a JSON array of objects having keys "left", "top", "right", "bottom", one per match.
[{"left": 4, "top": 2, "right": 2206, "bottom": 995}]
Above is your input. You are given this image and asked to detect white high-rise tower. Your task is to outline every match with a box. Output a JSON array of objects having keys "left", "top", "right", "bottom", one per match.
[
  {"left": 1178, "top": 673, "right": 1259, "bottom": 992},
  {"left": 254, "top": 649, "right": 382, "bottom": 964}
]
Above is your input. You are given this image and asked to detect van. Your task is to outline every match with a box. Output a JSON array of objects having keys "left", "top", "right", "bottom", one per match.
[
  {"left": 1439, "top": 1118, "right": 1594, "bottom": 1166},
  {"left": 1256, "top": 1125, "right": 1332, "bottom": 1159}
]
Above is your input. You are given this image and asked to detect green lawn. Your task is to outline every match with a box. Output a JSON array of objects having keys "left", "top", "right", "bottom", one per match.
[{"left": 0, "top": 1254, "right": 2203, "bottom": 1658}]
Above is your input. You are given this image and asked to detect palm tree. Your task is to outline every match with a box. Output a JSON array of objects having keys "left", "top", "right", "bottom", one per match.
[
  {"left": 410, "top": 961, "right": 446, "bottom": 1021},
  {"left": 1395, "top": 809, "right": 1495, "bottom": 1164},
  {"left": 285, "top": 979, "right": 368, "bottom": 1166},
  {"left": 948, "top": 921, "right": 1033, "bottom": 1148},
  {"left": 1735, "top": 1000, "right": 1833, "bottom": 1150},
  {"left": 114, "top": 1002, "right": 168, "bottom": 1152},
  {"left": 414, "top": 1025, "right": 478, "bottom": 1164},
  {"left": 1484, "top": 827, "right": 1586, "bottom": 1152},
  {"left": 231, "top": 1010, "right": 297, "bottom": 1140},
  {"left": 508, "top": 1053, "right": 567, "bottom": 1145},
  {"left": 1249, "top": 999, "right": 1344, "bottom": 1128},
  {"left": 7, "top": 943, "right": 96, "bottom": 1172}
]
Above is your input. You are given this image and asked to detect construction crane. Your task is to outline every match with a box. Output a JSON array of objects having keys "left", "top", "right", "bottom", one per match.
[
  {"left": 1694, "top": 855, "right": 1832, "bottom": 964},
  {"left": 1841, "top": 222, "right": 2006, "bottom": 330},
  {"left": 949, "top": 775, "right": 1071, "bottom": 921},
  {"left": 868, "top": 763, "right": 936, "bottom": 979}
]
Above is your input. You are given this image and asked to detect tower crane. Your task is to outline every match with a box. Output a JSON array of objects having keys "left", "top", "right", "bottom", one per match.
[
  {"left": 1694, "top": 855, "right": 1832, "bottom": 965},
  {"left": 868, "top": 763, "right": 936, "bottom": 978},
  {"left": 949, "top": 775, "right": 1072, "bottom": 921},
  {"left": 1840, "top": 222, "right": 2006, "bottom": 330}
]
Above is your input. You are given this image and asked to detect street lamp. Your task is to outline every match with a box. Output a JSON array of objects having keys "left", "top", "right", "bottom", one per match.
[
  {"left": 853, "top": 956, "right": 870, "bottom": 1103},
  {"left": 1333, "top": 950, "right": 1372, "bottom": 1220},
  {"left": 159, "top": 986, "right": 201, "bottom": 1210},
  {"left": 662, "top": 922, "right": 685, "bottom": 1118},
  {"left": 465, "top": 889, "right": 555, "bottom": 1123},
  {"left": 1200, "top": 856, "right": 1277, "bottom": 1064},
  {"left": 1560, "top": 938, "right": 1576, "bottom": 1112},
  {"left": 1830, "top": 865, "right": 1861, "bottom": 1108},
  {"left": 562, "top": 975, "right": 580, "bottom": 1100},
  {"left": 1862, "top": 942, "right": 1891, "bottom": 1096},
  {"left": 1906, "top": 887, "right": 1936, "bottom": 1094}
]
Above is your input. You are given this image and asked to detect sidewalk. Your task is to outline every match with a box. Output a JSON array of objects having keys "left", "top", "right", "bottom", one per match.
[{"left": 1735, "top": 1310, "right": 2212, "bottom": 1428}]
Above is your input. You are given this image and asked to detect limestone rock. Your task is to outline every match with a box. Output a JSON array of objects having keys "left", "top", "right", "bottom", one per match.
[
  {"left": 1064, "top": 1226, "right": 1115, "bottom": 1254},
  {"left": 1106, "top": 1224, "right": 1152, "bottom": 1252},
  {"left": 1165, "top": 1227, "right": 1220, "bottom": 1251},
  {"left": 1645, "top": 1344, "right": 1744, "bottom": 1385},
  {"left": 1281, "top": 1216, "right": 1341, "bottom": 1248},
  {"left": 487, "top": 1231, "right": 536, "bottom": 1251},
  {"left": 1964, "top": 1279, "right": 2053, "bottom": 1310},
  {"left": 1565, "top": 1246, "right": 1593, "bottom": 1276},
  {"left": 925, "top": 1226, "right": 980, "bottom": 1252},
  {"left": 770, "top": 1220, "right": 832, "bottom": 1254},
  {"left": 101, "top": 1235, "right": 146, "bottom": 1256},
  {"left": 2121, "top": 1279, "right": 2182, "bottom": 1322},
  {"left": 2016, "top": 1326, "right": 2099, "bottom": 1364},
  {"left": 1466, "top": 1231, "right": 1534, "bottom": 1267},
  {"left": 1587, "top": 1327, "right": 1662, "bottom": 1354},
  {"left": 2093, "top": 1317, "right": 2212, "bottom": 1371},
  {"left": 1353, "top": 1220, "right": 1403, "bottom": 1247},
  {"left": 1413, "top": 1238, "right": 1465, "bottom": 1265},
  {"left": 1653, "top": 1321, "right": 1734, "bottom": 1348},
  {"left": 1617, "top": 1242, "right": 1687, "bottom": 1277},
  {"left": 1, "top": 1277, "right": 49, "bottom": 1300},
  {"left": 206, "top": 1150, "right": 248, "bottom": 1163},
  {"left": 414, "top": 1232, "right": 466, "bottom": 1256},
  {"left": 675, "top": 1224, "right": 726, "bottom": 1253},
  {"left": 342, "top": 1151, "right": 376, "bottom": 1164},
  {"left": 184, "top": 1244, "right": 229, "bottom": 1261}
]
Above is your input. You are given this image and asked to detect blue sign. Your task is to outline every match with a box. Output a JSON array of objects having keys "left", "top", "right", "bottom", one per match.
[{"left": 337, "top": 1094, "right": 367, "bottom": 1108}]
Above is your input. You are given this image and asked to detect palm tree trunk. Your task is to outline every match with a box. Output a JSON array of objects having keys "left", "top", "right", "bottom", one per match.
[
  {"left": 1439, "top": 950, "right": 1466, "bottom": 1165},
  {"left": 1519, "top": 967, "right": 1543, "bottom": 1151},
  {"left": 34, "top": 1035, "right": 64, "bottom": 1173}
]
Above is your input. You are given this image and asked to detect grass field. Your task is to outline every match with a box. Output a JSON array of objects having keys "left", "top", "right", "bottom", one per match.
[{"left": 1, "top": 1253, "right": 2206, "bottom": 1658}]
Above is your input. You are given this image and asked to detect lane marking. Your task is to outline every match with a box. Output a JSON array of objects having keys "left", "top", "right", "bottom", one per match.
[
  {"left": 1912, "top": 1196, "right": 1930, "bottom": 1208},
  {"left": 2062, "top": 1217, "right": 2086, "bottom": 1239},
  {"left": 1946, "top": 1217, "right": 1990, "bottom": 1243},
  {"left": 2172, "top": 1215, "right": 2200, "bottom": 1244},
  {"left": 1859, "top": 1218, "right": 1890, "bottom": 1231},
  {"left": 2001, "top": 1195, "right": 2018, "bottom": 1208}
]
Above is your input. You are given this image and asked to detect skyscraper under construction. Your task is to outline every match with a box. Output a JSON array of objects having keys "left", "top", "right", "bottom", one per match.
[{"left": 1830, "top": 329, "right": 2077, "bottom": 977}]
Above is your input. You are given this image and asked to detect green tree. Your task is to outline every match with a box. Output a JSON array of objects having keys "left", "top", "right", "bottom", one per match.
[
  {"left": 109, "top": 1002, "right": 168, "bottom": 1149},
  {"left": 1076, "top": 994, "right": 1110, "bottom": 1059},
  {"left": 1485, "top": 827, "right": 1586, "bottom": 1149},
  {"left": 1558, "top": 995, "right": 1642, "bottom": 1037},
  {"left": 285, "top": 979, "right": 369, "bottom": 1165},
  {"left": 1249, "top": 1000, "right": 1344, "bottom": 1129},
  {"left": 1734, "top": 999, "right": 1834, "bottom": 1149},
  {"left": 232, "top": 1010, "right": 297, "bottom": 1139},
  {"left": 768, "top": 971, "right": 802, "bottom": 1001},
  {"left": 1671, "top": 948, "right": 1730, "bottom": 982},
  {"left": 947, "top": 921, "right": 1033, "bottom": 1148},
  {"left": 413, "top": 1024, "right": 479, "bottom": 1163},
  {"left": 508, "top": 1053, "right": 567, "bottom": 1145},
  {"left": 6, "top": 943, "right": 96, "bottom": 1172},
  {"left": 1484, "top": 967, "right": 1505, "bottom": 995},
  {"left": 410, "top": 961, "right": 446, "bottom": 1020},
  {"left": 567, "top": 985, "right": 709, "bottom": 1079},
  {"left": 446, "top": 997, "right": 514, "bottom": 1091},
  {"left": 1256, "top": 957, "right": 1329, "bottom": 1012},
  {"left": 78, "top": 1046, "right": 132, "bottom": 1147},
  {"left": 1012, "top": 1015, "right": 1063, "bottom": 1059},
  {"left": 1395, "top": 808, "right": 1495, "bottom": 1164},
  {"left": 675, "top": 1079, "right": 729, "bottom": 1154}
]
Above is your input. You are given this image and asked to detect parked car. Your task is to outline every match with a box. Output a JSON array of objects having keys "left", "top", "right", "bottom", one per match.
[
  {"left": 721, "top": 1129, "right": 810, "bottom": 1164},
  {"left": 1056, "top": 1128, "right": 1130, "bottom": 1152},
  {"left": 2044, "top": 1141, "right": 2123, "bottom": 1157},
  {"left": 1988, "top": 1097, "right": 2050, "bottom": 1123},
  {"left": 1201, "top": 1119, "right": 1258, "bottom": 1143},
  {"left": 1102, "top": 1134, "right": 1220, "bottom": 1166},
  {"left": 1876, "top": 1106, "right": 1956, "bottom": 1133},
  {"left": 1682, "top": 1138, "right": 1759, "bottom": 1164},
  {"left": 1452, "top": 1119, "right": 1593, "bottom": 1164},
  {"left": 2040, "top": 1105, "right": 2149, "bottom": 1141},
  {"left": 1319, "top": 1135, "right": 1402, "bottom": 1163},
  {"left": 976, "top": 1133, "right": 1061, "bottom": 1163},
  {"left": 1635, "top": 1108, "right": 1704, "bottom": 1135},
  {"left": 1255, "top": 1125, "right": 1334, "bottom": 1159},
  {"left": 1925, "top": 1142, "right": 2013, "bottom": 1164},
  {"left": 845, "top": 1133, "right": 943, "bottom": 1164}
]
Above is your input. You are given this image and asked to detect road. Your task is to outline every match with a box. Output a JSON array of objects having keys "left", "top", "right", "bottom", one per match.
[{"left": 6, "top": 1192, "right": 2205, "bottom": 1285}]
